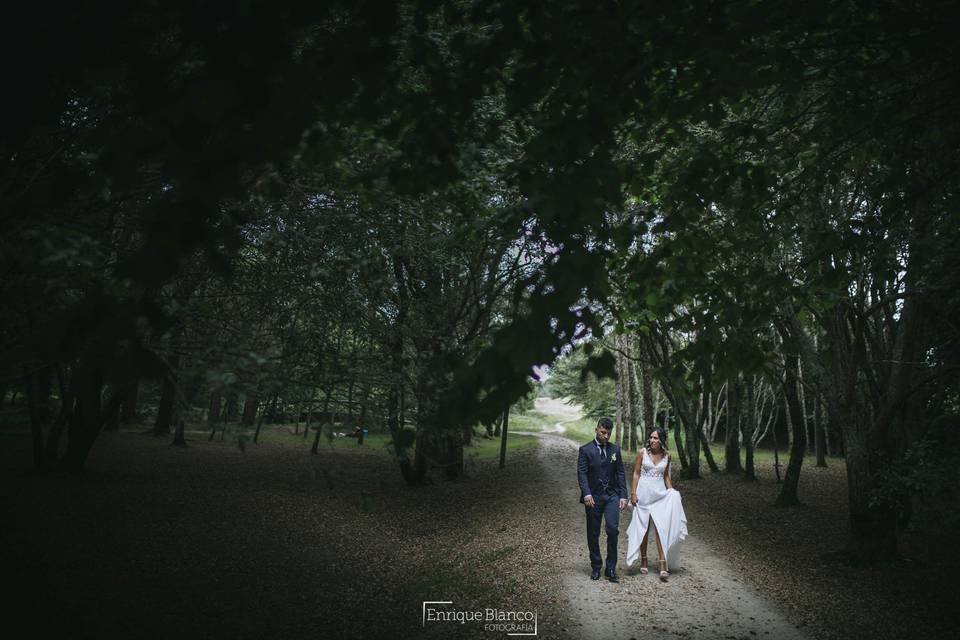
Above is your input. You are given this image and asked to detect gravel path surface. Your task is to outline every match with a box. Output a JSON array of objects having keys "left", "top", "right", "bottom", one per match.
[{"left": 518, "top": 430, "right": 810, "bottom": 640}]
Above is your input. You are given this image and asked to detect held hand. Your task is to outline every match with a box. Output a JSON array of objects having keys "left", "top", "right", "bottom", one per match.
[
  {"left": 631, "top": 494, "right": 638, "bottom": 506},
  {"left": 584, "top": 495, "right": 596, "bottom": 509},
  {"left": 619, "top": 498, "right": 627, "bottom": 512}
]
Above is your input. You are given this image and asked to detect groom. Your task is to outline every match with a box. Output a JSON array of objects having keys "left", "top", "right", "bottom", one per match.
[{"left": 577, "top": 417, "right": 628, "bottom": 582}]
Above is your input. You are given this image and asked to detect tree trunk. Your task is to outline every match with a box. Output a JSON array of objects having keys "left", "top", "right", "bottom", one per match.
[
  {"left": 240, "top": 391, "right": 259, "bottom": 427},
  {"left": 724, "top": 377, "right": 743, "bottom": 473},
  {"left": 655, "top": 376, "right": 699, "bottom": 480},
  {"left": 170, "top": 358, "right": 202, "bottom": 446},
  {"left": 169, "top": 360, "right": 202, "bottom": 447},
  {"left": 626, "top": 354, "right": 640, "bottom": 452},
  {"left": 499, "top": 405, "right": 510, "bottom": 469},
  {"left": 120, "top": 378, "right": 139, "bottom": 425},
  {"left": 772, "top": 401, "right": 782, "bottom": 483},
  {"left": 24, "top": 365, "right": 47, "bottom": 471},
  {"left": 172, "top": 418, "right": 187, "bottom": 446},
  {"left": 311, "top": 388, "right": 333, "bottom": 455},
  {"left": 35, "top": 366, "right": 52, "bottom": 424},
  {"left": 224, "top": 391, "right": 239, "bottom": 421},
  {"left": 103, "top": 388, "right": 122, "bottom": 432},
  {"left": 45, "top": 367, "right": 71, "bottom": 461},
  {"left": 640, "top": 357, "right": 655, "bottom": 444},
  {"left": 776, "top": 327, "right": 806, "bottom": 506},
  {"left": 153, "top": 374, "right": 177, "bottom": 436},
  {"left": 843, "top": 431, "right": 897, "bottom": 564},
  {"left": 359, "top": 382, "right": 370, "bottom": 427},
  {"left": 254, "top": 393, "right": 277, "bottom": 444},
  {"left": 153, "top": 355, "right": 180, "bottom": 436},
  {"left": 207, "top": 389, "right": 222, "bottom": 439},
  {"left": 410, "top": 428, "right": 430, "bottom": 480},
  {"left": 665, "top": 406, "right": 688, "bottom": 470},
  {"left": 742, "top": 376, "right": 756, "bottom": 481},
  {"left": 614, "top": 335, "right": 626, "bottom": 447},
  {"left": 814, "top": 388, "right": 827, "bottom": 467},
  {"left": 682, "top": 407, "right": 701, "bottom": 479},
  {"left": 345, "top": 379, "right": 356, "bottom": 425},
  {"left": 444, "top": 429, "right": 464, "bottom": 478},
  {"left": 700, "top": 429, "right": 719, "bottom": 473},
  {"left": 811, "top": 333, "right": 832, "bottom": 459},
  {"left": 61, "top": 363, "right": 120, "bottom": 473},
  {"left": 304, "top": 403, "right": 313, "bottom": 440},
  {"left": 389, "top": 250, "right": 424, "bottom": 483},
  {"left": 389, "top": 384, "right": 424, "bottom": 483},
  {"left": 798, "top": 359, "right": 813, "bottom": 454}
]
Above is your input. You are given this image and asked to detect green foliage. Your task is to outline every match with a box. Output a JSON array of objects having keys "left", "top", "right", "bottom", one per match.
[
  {"left": 872, "top": 424, "right": 960, "bottom": 531},
  {"left": 6, "top": 0, "right": 960, "bottom": 506},
  {"left": 546, "top": 343, "right": 616, "bottom": 419},
  {"left": 511, "top": 388, "right": 536, "bottom": 414},
  {"left": 465, "top": 433, "right": 537, "bottom": 461}
]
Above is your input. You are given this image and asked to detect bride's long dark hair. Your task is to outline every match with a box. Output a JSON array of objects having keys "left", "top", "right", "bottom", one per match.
[{"left": 645, "top": 427, "right": 668, "bottom": 452}]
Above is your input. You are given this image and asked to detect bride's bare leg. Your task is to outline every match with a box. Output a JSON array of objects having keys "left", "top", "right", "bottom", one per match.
[
  {"left": 649, "top": 520, "right": 666, "bottom": 559},
  {"left": 649, "top": 519, "right": 668, "bottom": 580},
  {"left": 640, "top": 530, "right": 649, "bottom": 572}
]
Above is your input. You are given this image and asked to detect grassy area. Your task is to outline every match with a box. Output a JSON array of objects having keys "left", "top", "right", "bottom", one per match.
[
  {"left": 704, "top": 445, "right": 836, "bottom": 469},
  {"left": 0, "top": 398, "right": 544, "bottom": 464},
  {"left": 178, "top": 421, "right": 538, "bottom": 461},
  {"left": 611, "top": 438, "right": 835, "bottom": 470},
  {"left": 506, "top": 409, "right": 553, "bottom": 431},
  {"left": 127, "top": 413, "right": 825, "bottom": 471},
  {"left": 258, "top": 427, "right": 396, "bottom": 453},
  {"left": 179, "top": 423, "right": 394, "bottom": 453},
  {"left": 560, "top": 417, "right": 602, "bottom": 443},
  {"left": 465, "top": 431, "right": 538, "bottom": 459}
]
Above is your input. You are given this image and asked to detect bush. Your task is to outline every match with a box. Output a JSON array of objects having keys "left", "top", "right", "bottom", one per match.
[{"left": 872, "top": 418, "right": 960, "bottom": 531}]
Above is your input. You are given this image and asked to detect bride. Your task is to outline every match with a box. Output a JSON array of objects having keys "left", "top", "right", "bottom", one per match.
[{"left": 626, "top": 427, "right": 688, "bottom": 580}]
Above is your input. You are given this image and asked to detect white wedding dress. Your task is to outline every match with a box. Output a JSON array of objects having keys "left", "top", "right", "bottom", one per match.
[{"left": 626, "top": 448, "right": 688, "bottom": 571}]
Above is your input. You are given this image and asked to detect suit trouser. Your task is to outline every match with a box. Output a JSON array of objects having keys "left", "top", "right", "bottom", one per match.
[{"left": 585, "top": 491, "right": 620, "bottom": 571}]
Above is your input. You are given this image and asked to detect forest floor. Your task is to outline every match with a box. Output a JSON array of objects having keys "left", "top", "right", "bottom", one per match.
[{"left": 2, "top": 401, "right": 957, "bottom": 640}]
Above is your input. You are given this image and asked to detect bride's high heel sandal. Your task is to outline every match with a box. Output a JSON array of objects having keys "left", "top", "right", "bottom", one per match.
[
  {"left": 639, "top": 555, "right": 648, "bottom": 575},
  {"left": 658, "top": 559, "right": 669, "bottom": 581}
]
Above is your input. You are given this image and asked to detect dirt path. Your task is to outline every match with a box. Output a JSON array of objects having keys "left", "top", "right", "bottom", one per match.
[{"left": 520, "top": 401, "right": 812, "bottom": 640}]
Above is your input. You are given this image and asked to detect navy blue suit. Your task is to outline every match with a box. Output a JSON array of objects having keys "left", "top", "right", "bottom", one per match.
[{"left": 578, "top": 439, "right": 628, "bottom": 572}]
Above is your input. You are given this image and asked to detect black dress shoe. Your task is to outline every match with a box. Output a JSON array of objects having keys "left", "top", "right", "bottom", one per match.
[
  {"left": 590, "top": 568, "right": 601, "bottom": 580},
  {"left": 604, "top": 567, "right": 619, "bottom": 583}
]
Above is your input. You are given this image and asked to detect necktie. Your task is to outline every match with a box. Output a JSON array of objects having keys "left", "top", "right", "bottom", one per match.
[{"left": 600, "top": 445, "right": 606, "bottom": 459}]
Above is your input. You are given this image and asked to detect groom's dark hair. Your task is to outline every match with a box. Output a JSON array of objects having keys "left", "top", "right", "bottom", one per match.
[{"left": 596, "top": 417, "right": 614, "bottom": 432}]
